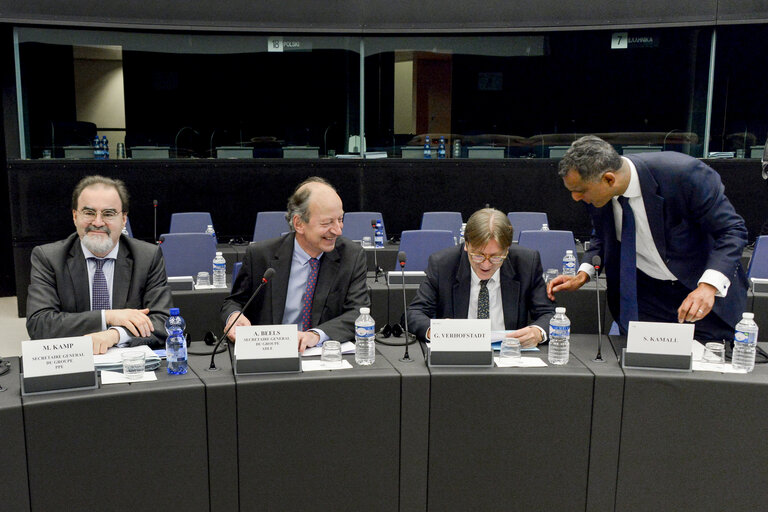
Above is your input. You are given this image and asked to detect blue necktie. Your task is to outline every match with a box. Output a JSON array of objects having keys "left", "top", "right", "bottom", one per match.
[
  {"left": 298, "top": 258, "right": 319, "bottom": 331},
  {"left": 618, "top": 196, "right": 639, "bottom": 333},
  {"left": 90, "top": 258, "right": 111, "bottom": 311}
]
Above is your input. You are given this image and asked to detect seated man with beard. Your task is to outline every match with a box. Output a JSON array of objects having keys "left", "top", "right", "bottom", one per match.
[{"left": 26, "top": 175, "right": 173, "bottom": 354}]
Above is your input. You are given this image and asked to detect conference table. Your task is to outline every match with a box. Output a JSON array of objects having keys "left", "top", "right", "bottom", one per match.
[{"left": 3, "top": 334, "right": 768, "bottom": 511}]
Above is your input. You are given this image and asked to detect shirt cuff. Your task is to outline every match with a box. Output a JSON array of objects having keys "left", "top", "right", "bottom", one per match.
[
  {"left": 309, "top": 329, "right": 329, "bottom": 346},
  {"left": 578, "top": 263, "right": 595, "bottom": 280},
  {"left": 112, "top": 327, "right": 130, "bottom": 347},
  {"left": 532, "top": 325, "right": 547, "bottom": 343},
  {"left": 698, "top": 269, "right": 730, "bottom": 297}
]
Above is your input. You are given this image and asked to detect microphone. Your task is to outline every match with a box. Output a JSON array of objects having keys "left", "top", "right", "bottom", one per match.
[
  {"left": 174, "top": 126, "right": 200, "bottom": 158},
  {"left": 398, "top": 251, "right": 413, "bottom": 363},
  {"left": 370, "top": 219, "right": 382, "bottom": 282},
  {"left": 153, "top": 200, "right": 158, "bottom": 242},
  {"left": 207, "top": 267, "right": 276, "bottom": 371},
  {"left": 592, "top": 255, "right": 605, "bottom": 363}
]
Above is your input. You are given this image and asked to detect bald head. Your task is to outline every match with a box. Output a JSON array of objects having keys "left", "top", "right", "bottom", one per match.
[
  {"left": 464, "top": 208, "right": 513, "bottom": 249},
  {"left": 287, "top": 177, "right": 344, "bottom": 257}
]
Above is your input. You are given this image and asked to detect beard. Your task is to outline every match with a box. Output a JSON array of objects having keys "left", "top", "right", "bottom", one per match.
[{"left": 82, "top": 226, "right": 115, "bottom": 256}]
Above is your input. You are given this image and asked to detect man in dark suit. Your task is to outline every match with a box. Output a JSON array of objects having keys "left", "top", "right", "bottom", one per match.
[
  {"left": 221, "top": 177, "right": 369, "bottom": 352},
  {"left": 406, "top": 208, "right": 554, "bottom": 347},
  {"left": 26, "top": 175, "right": 172, "bottom": 353},
  {"left": 548, "top": 135, "right": 748, "bottom": 340}
]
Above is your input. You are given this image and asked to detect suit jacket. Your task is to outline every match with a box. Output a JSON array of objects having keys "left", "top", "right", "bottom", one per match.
[
  {"left": 26, "top": 233, "right": 173, "bottom": 345},
  {"left": 584, "top": 152, "right": 749, "bottom": 328},
  {"left": 220, "top": 233, "right": 370, "bottom": 342},
  {"left": 406, "top": 244, "right": 555, "bottom": 341}
]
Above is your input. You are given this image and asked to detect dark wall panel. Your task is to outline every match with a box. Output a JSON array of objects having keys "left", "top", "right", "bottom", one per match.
[{"left": 717, "top": 0, "right": 768, "bottom": 23}]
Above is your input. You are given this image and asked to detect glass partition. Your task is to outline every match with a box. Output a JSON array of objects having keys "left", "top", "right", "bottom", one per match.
[{"left": 15, "top": 28, "right": 360, "bottom": 159}]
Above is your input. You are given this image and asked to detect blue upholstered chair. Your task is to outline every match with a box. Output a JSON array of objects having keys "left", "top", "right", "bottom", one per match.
[
  {"left": 159, "top": 232, "right": 217, "bottom": 277},
  {"left": 343, "top": 212, "right": 386, "bottom": 242},
  {"left": 507, "top": 212, "right": 549, "bottom": 243},
  {"left": 169, "top": 212, "right": 214, "bottom": 234},
  {"left": 748, "top": 235, "right": 768, "bottom": 280},
  {"left": 395, "top": 230, "right": 455, "bottom": 271},
  {"left": 421, "top": 212, "right": 462, "bottom": 242},
  {"left": 253, "top": 211, "right": 289, "bottom": 242},
  {"left": 517, "top": 229, "right": 577, "bottom": 273}
]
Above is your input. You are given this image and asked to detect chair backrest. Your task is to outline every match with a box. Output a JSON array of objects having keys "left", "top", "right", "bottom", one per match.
[
  {"left": 343, "top": 212, "right": 386, "bottom": 242},
  {"left": 748, "top": 235, "right": 768, "bottom": 280},
  {"left": 169, "top": 212, "right": 214, "bottom": 234},
  {"left": 159, "top": 233, "right": 218, "bottom": 277},
  {"left": 517, "top": 229, "right": 577, "bottom": 273},
  {"left": 253, "top": 211, "right": 289, "bottom": 242},
  {"left": 507, "top": 212, "right": 549, "bottom": 243},
  {"left": 396, "top": 230, "right": 456, "bottom": 271},
  {"left": 232, "top": 261, "right": 243, "bottom": 290},
  {"left": 124, "top": 217, "right": 133, "bottom": 238},
  {"left": 421, "top": 212, "right": 462, "bottom": 241}
]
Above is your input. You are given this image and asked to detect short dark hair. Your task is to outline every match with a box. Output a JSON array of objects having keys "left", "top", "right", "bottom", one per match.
[
  {"left": 285, "top": 176, "right": 336, "bottom": 231},
  {"left": 71, "top": 175, "right": 130, "bottom": 213},
  {"left": 558, "top": 135, "right": 622, "bottom": 182}
]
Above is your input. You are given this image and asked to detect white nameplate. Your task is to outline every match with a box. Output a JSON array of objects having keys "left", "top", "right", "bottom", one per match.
[
  {"left": 430, "top": 319, "right": 491, "bottom": 352},
  {"left": 626, "top": 321, "right": 694, "bottom": 356},
  {"left": 234, "top": 324, "right": 299, "bottom": 360},
  {"left": 22, "top": 336, "right": 94, "bottom": 378}
]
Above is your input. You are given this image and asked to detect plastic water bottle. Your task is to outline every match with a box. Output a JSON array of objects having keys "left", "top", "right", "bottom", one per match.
[
  {"left": 165, "top": 307, "right": 187, "bottom": 375},
  {"left": 93, "top": 136, "right": 101, "bottom": 159},
  {"left": 733, "top": 312, "right": 759, "bottom": 372},
  {"left": 205, "top": 224, "right": 216, "bottom": 239},
  {"left": 423, "top": 135, "right": 431, "bottom": 159},
  {"left": 101, "top": 135, "right": 109, "bottom": 159},
  {"left": 548, "top": 307, "right": 570, "bottom": 365},
  {"left": 541, "top": 223, "right": 549, "bottom": 231},
  {"left": 562, "top": 250, "right": 577, "bottom": 276},
  {"left": 355, "top": 307, "right": 376, "bottom": 365},
  {"left": 452, "top": 139, "right": 461, "bottom": 158},
  {"left": 438, "top": 136, "right": 446, "bottom": 159},
  {"left": 374, "top": 220, "right": 384, "bottom": 248},
  {"left": 212, "top": 251, "right": 227, "bottom": 288}
]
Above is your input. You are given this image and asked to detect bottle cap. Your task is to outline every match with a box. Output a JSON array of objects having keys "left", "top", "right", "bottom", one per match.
[
  {"left": 216, "top": 251, "right": 223, "bottom": 256},
  {"left": 170, "top": 307, "right": 180, "bottom": 315},
  {"left": 555, "top": 307, "right": 566, "bottom": 314},
  {"left": 743, "top": 312, "right": 754, "bottom": 319},
  {"left": 566, "top": 250, "right": 573, "bottom": 255},
  {"left": 360, "top": 307, "right": 370, "bottom": 314}
]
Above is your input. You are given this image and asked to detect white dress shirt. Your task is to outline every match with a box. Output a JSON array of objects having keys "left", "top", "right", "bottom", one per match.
[
  {"left": 578, "top": 157, "right": 730, "bottom": 297},
  {"left": 81, "top": 241, "right": 131, "bottom": 344}
]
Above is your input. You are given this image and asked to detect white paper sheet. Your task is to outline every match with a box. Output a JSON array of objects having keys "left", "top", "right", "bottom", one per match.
[
  {"left": 302, "top": 341, "right": 355, "bottom": 357},
  {"left": 301, "top": 360, "right": 354, "bottom": 372},
  {"left": 100, "top": 369, "right": 158, "bottom": 384},
  {"left": 494, "top": 356, "right": 548, "bottom": 368}
]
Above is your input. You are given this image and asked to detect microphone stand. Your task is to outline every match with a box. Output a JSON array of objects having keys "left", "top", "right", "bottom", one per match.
[
  {"left": 207, "top": 270, "right": 273, "bottom": 371},
  {"left": 593, "top": 264, "right": 605, "bottom": 363},
  {"left": 398, "top": 253, "right": 413, "bottom": 363},
  {"left": 153, "top": 199, "right": 158, "bottom": 243},
  {"left": 370, "top": 220, "right": 382, "bottom": 282}
]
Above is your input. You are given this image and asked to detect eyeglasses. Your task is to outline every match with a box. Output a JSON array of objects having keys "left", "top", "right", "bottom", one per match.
[
  {"left": 78, "top": 208, "right": 122, "bottom": 221},
  {"left": 468, "top": 252, "right": 507, "bottom": 265}
]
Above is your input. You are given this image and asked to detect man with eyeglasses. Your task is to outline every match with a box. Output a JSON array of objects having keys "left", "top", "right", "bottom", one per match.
[
  {"left": 26, "top": 175, "right": 172, "bottom": 354},
  {"left": 406, "top": 208, "right": 554, "bottom": 347}
]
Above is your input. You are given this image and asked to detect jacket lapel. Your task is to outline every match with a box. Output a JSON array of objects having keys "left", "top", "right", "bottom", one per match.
[
  {"left": 270, "top": 234, "right": 295, "bottom": 324},
  {"left": 453, "top": 253, "right": 471, "bottom": 318},
  {"left": 499, "top": 258, "right": 520, "bottom": 329},
  {"left": 66, "top": 238, "right": 91, "bottom": 312},
  {"left": 112, "top": 241, "right": 132, "bottom": 308},
  {"left": 629, "top": 156, "right": 666, "bottom": 261}
]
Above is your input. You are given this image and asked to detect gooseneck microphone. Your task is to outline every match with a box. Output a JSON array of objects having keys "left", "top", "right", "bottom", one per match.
[
  {"left": 370, "top": 219, "right": 382, "bottom": 282},
  {"left": 399, "top": 251, "right": 413, "bottom": 363},
  {"left": 207, "top": 267, "right": 276, "bottom": 371},
  {"left": 153, "top": 199, "right": 158, "bottom": 242},
  {"left": 592, "top": 255, "right": 605, "bottom": 363}
]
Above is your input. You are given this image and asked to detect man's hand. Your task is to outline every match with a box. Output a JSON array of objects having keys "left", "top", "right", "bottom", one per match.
[
  {"left": 547, "top": 271, "right": 589, "bottom": 301},
  {"left": 508, "top": 326, "right": 543, "bottom": 348},
  {"left": 677, "top": 283, "right": 717, "bottom": 323},
  {"left": 89, "top": 329, "right": 119, "bottom": 354},
  {"left": 298, "top": 331, "right": 321, "bottom": 353},
  {"left": 225, "top": 313, "right": 251, "bottom": 342},
  {"left": 105, "top": 308, "right": 153, "bottom": 338}
]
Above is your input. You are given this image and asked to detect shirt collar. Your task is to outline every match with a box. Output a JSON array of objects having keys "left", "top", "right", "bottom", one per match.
[
  {"left": 469, "top": 263, "right": 500, "bottom": 286},
  {"left": 81, "top": 240, "right": 119, "bottom": 260},
  {"left": 619, "top": 156, "right": 642, "bottom": 199},
  {"left": 293, "top": 238, "right": 323, "bottom": 265}
]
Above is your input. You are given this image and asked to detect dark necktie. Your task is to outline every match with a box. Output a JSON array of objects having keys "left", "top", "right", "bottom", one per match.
[
  {"left": 90, "top": 258, "right": 111, "bottom": 311},
  {"left": 298, "top": 258, "right": 319, "bottom": 331},
  {"left": 477, "top": 279, "right": 490, "bottom": 319},
  {"left": 618, "top": 196, "right": 639, "bottom": 333}
]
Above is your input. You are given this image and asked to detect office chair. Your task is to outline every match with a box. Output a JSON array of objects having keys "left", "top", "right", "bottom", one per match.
[
  {"left": 253, "top": 211, "right": 289, "bottom": 242},
  {"left": 748, "top": 236, "right": 768, "bottom": 280},
  {"left": 517, "top": 229, "right": 577, "bottom": 273},
  {"left": 396, "top": 230, "right": 455, "bottom": 271},
  {"left": 421, "top": 212, "right": 462, "bottom": 242},
  {"left": 343, "top": 212, "right": 386, "bottom": 242},
  {"left": 169, "top": 212, "right": 214, "bottom": 234},
  {"left": 159, "top": 233, "right": 217, "bottom": 277},
  {"left": 507, "top": 212, "right": 549, "bottom": 243}
]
